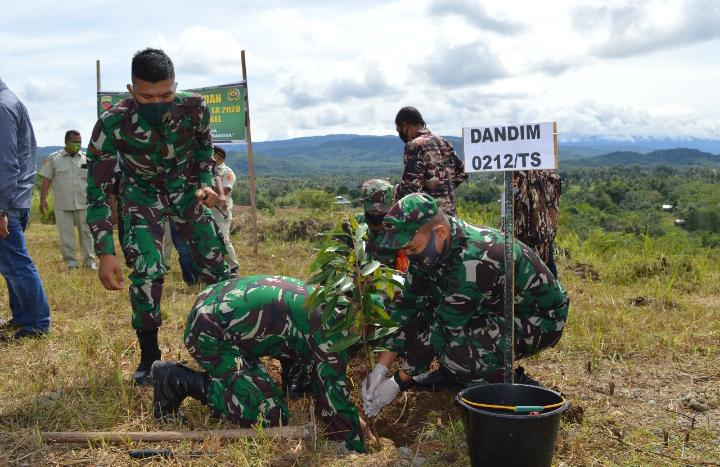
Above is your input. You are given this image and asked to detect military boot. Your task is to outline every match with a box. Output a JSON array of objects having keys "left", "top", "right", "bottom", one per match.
[
  {"left": 412, "top": 367, "right": 462, "bottom": 391},
  {"left": 134, "top": 329, "right": 161, "bottom": 386},
  {"left": 151, "top": 361, "right": 209, "bottom": 420},
  {"left": 280, "top": 358, "right": 312, "bottom": 400},
  {"left": 514, "top": 366, "right": 541, "bottom": 387}
]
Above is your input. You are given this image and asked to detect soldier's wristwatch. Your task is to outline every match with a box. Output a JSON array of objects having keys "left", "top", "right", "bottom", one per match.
[{"left": 0, "top": 210, "right": 7, "bottom": 218}]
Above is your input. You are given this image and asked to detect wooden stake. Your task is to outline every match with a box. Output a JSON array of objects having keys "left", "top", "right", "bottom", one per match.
[
  {"left": 41, "top": 423, "right": 314, "bottom": 444},
  {"left": 503, "top": 171, "right": 515, "bottom": 384},
  {"left": 241, "top": 50, "right": 259, "bottom": 256}
]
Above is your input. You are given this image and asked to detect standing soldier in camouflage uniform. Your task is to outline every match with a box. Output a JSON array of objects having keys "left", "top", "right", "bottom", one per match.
[
  {"left": 38, "top": 130, "right": 96, "bottom": 269},
  {"left": 211, "top": 145, "right": 239, "bottom": 277},
  {"left": 151, "top": 275, "right": 367, "bottom": 452},
  {"left": 513, "top": 170, "right": 562, "bottom": 278},
  {"left": 394, "top": 106, "right": 468, "bottom": 216},
  {"left": 361, "top": 193, "right": 569, "bottom": 417},
  {"left": 86, "top": 48, "right": 230, "bottom": 385}
]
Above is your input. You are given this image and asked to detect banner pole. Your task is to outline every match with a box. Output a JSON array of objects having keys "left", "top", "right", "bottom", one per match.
[
  {"left": 503, "top": 171, "right": 515, "bottom": 384},
  {"left": 241, "top": 50, "right": 259, "bottom": 256},
  {"left": 96, "top": 60, "right": 101, "bottom": 93}
]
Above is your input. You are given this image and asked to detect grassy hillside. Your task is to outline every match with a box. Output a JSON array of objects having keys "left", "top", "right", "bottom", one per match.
[{"left": 0, "top": 186, "right": 718, "bottom": 465}]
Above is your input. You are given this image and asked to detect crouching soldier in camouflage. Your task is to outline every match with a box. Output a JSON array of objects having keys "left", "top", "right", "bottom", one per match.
[
  {"left": 361, "top": 193, "right": 569, "bottom": 417},
  {"left": 151, "top": 275, "right": 368, "bottom": 452},
  {"left": 345, "top": 179, "right": 408, "bottom": 272}
]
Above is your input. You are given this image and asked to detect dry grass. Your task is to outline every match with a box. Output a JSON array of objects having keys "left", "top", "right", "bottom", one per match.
[{"left": 0, "top": 209, "right": 718, "bottom": 466}]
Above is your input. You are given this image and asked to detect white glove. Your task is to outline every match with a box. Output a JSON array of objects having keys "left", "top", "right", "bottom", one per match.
[
  {"left": 361, "top": 364, "right": 389, "bottom": 414},
  {"left": 365, "top": 376, "right": 400, "bottom": 417}
]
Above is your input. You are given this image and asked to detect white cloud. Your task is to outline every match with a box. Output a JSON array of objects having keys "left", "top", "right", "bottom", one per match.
[
  {"left": 1, "top": 0, "right": 718, "bottom": 145},
  {"left": 282, "top": 66, "right": 396, "bottom": 109},
  {"left": 572, "top": 0, "right": 720, "bottom": 58},
  {"left": 427, "top": 0, "right": 524, "bottom": 34},
  {"left": 420, "top": 41, "right": 507, "bottom": 87}
]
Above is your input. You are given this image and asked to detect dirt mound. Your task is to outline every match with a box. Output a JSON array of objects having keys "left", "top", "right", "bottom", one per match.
[
  {"left": 230, "top": 211, "right": 334, "bottom": 242},
  {"left": 261, "top": 219, "right": 335, "bottom": 242},
  {"left": 570, "top": 262, "right": 600, "bottom": 281},
  {"left": 371, "top": 388, "right": 462, "bottom": 446}
]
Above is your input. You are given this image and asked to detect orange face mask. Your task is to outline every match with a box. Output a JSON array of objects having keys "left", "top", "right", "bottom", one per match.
[{"left": 395, "top": 250, "right": 409, "bottom": 273}]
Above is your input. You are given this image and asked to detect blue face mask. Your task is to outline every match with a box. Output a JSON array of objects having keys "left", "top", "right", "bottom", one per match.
[
  {"left": 407, "top": 229, "right": 448, "bottom": 272},
  {"left": 136, "top": 101, "right": 173, "bottom": 125}
]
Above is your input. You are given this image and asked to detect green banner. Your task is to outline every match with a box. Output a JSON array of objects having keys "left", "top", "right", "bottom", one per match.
[{"left": 97, "top": 82, "right": 247, "bottom": 143}]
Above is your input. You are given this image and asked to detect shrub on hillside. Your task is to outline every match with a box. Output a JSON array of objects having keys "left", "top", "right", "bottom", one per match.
[{"left": 293, "top": 189, "right": 335, "bottom": 210}]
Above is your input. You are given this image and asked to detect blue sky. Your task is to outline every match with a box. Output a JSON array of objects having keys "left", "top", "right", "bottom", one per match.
[{"left": 2, "top": 0, "right": 719, "bottom": 146}]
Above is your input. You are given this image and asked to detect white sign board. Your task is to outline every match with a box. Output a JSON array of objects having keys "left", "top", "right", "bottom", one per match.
[{"left": 463, "top": 122, "right": 558, "bottom": 172}]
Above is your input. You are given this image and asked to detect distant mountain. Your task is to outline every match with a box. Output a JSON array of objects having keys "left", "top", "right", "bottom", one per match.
[
  {"left": 37, "top": 146, "right": 64, "bottom": 157},
  {"left": 221, "top": 135, "right": 720, "bottom": 175},
  {"left": 565, "top": 148, "right": 720, "bottom": 168},
  {"left": 224, "top": 135, "right": 407, "bottom": 176},
  {"left": 34, "top": 134, "right": 720, "bottom": 176},
  {"left": 560, "top": 136, "right": 720, "bottom": 158}
]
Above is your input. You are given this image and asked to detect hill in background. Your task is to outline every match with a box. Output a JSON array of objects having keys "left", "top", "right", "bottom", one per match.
[{"left": 36, "top": 134, "right": 720, "bottom": 176}]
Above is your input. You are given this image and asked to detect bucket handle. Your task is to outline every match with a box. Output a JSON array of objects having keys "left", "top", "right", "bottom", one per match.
[{"left": 460, "top": 397, "right": 566, "bottom": 414}]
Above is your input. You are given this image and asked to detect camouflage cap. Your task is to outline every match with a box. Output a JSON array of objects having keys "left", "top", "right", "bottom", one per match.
[
  {"left": 380, "top": 193, "right": 439, "bottom": 249},
  {"left": 361, "top": 179, "right": 395, "bottom": 213}
]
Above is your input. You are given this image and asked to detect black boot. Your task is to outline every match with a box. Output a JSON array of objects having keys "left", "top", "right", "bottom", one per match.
[
  {"left": 134, "top": 329, "right": 161, "bottom": 386},
  {"left": 151, "top": 361, "right": 209, "bottom": 420},
  {"left": 280, "top": 359, "right": 312, "bottom": 400},
  {"left": 514, "top": 366, "right": 541, "bottom": 387},
  {"left": 412, "top": 367, "right": 462, "bottom": 391}
]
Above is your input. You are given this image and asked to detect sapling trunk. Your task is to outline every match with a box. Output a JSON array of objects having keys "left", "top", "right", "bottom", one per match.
[{"left": 306, "top": 217, "right": 400, "bottom": 452}]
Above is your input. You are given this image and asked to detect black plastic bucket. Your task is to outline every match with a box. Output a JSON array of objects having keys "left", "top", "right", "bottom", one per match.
[{"left": 456, "top": 383, "right": 568, "bottom": 467}]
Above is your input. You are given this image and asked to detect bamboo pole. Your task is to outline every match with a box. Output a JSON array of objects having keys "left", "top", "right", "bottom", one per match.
[
  {"left": 41, "top": 422, "right": 315, "bottom": 444},
  {"left": 241, "top": 50, "right": 259, "bottom": 256}
]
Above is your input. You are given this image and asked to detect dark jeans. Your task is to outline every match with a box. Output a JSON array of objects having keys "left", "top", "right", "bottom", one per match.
[
  {"left": 169, "top": 219, "right": 200, "bottom": 285},
  {"left": 0, "top": 208, "right": 50, "bottom": 332}
]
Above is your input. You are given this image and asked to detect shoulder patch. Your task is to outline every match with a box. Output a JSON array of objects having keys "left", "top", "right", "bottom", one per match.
[{"left": 99, "top": 98, "right": 133, "bottom": 123}]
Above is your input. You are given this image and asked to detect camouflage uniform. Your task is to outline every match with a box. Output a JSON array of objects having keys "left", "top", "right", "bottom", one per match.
[
  {"left": 353, "top": 179, "right": 408, "bottom": 271},
  {"left": 86, "top": 93, "right": 230, "bottom": 331},
  {"left": 512, "top": 170, "right": 561, "bottom": 275},
  {"left": 185, "top": 275, "right": 364, "bottom": 452},
  {"left": 380, "top": 194, "right": 569, "bottom": 385},
  {"left": 396, "top": 129, "right": 468, "bottom": 217}
]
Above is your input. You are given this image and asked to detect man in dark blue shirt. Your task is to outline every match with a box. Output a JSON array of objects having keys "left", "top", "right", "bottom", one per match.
[{"left": 0, "top": 77, "right": 51, "bottom": 339}]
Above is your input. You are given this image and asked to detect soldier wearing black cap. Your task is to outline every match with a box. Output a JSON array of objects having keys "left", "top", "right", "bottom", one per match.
[{"left": 394, "top": 106, "right": 468, "bottom": 216}]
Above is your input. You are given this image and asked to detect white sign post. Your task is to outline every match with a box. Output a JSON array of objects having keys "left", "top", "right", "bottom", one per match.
[{"left": 462, "top": 122, "right": 558, "bottom": 384}]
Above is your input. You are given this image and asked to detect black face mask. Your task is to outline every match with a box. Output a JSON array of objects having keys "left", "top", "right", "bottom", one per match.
[
  {"left": 407, "top": 229, "right": 448, "bottom": 272},
  {"left": 365, "top": 212, "right": 386, "bottom": 226},
  {"left": 398, "top": 128, "right": 408, "bottom": 143},
  {"left": 134, "top": 97, "right": 173, "bottom": 126}
]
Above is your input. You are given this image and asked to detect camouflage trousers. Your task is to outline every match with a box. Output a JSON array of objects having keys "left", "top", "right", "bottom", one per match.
[
  {"left": 121, "top": 184, "right": 229, "bottom": 331},
  {"left": 393, "top": 298, "right": 570, "bottom": 385},
  {"left": 183, "top": 276, "right": 365, "bottom": 451},
  {"left": 183, "top": 296, "right": 289, "bottom": 426}
]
